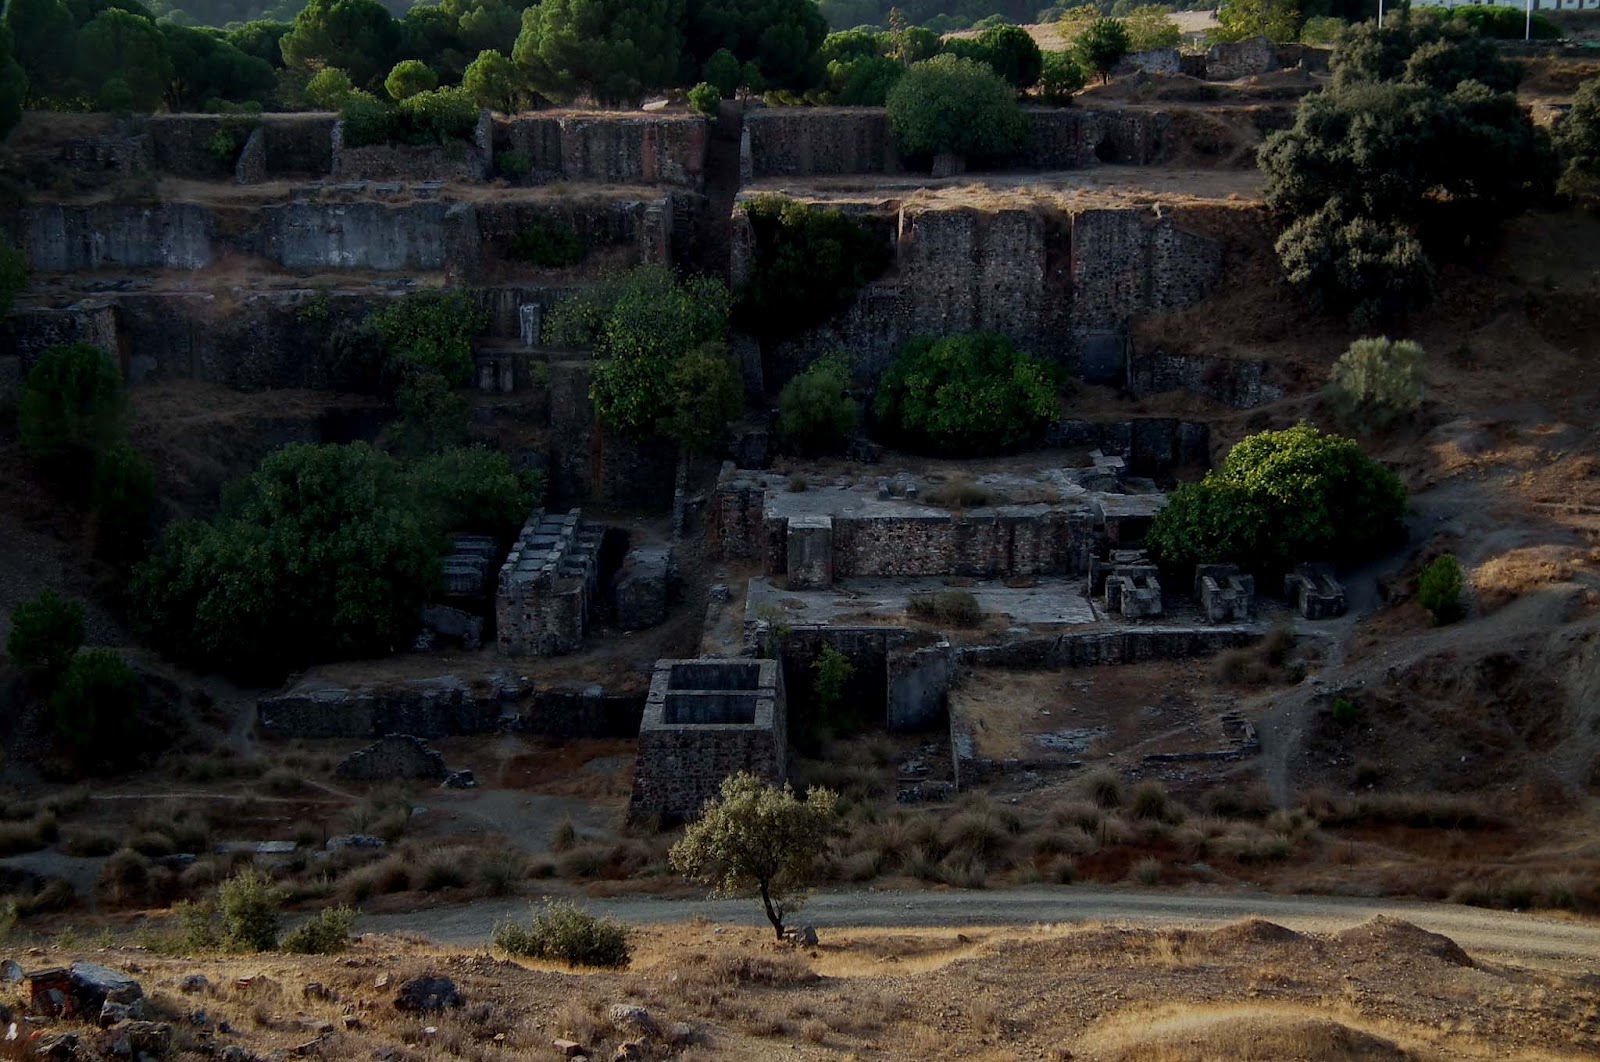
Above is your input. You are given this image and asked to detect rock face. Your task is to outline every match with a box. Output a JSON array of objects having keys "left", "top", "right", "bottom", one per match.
[
  {"left": 334, "top": 734, "right": 447, "bottom": 782},
  {"left": 393, "top": 976, "right": 463, "bottom": 1013},
  {"left": 614, "top": 545, "right": 675, "bottom": 631},
  {"left": 29, "top": 963, "right": 143, "bottom": 1019}
]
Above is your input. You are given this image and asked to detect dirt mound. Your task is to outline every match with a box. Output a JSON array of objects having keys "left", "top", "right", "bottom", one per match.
[
  {"left": 1079, "top": 1009, "right": 1414, "bottom": 1061},
  {"left": 1206, "top": 918, "right": 1304, "bottom": 949},
  {"left": 1335, "top": 917, "right": 1474, "bottom": 968}
]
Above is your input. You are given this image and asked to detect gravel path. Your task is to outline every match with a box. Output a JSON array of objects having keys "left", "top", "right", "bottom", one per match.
[{"left": 360, "top": 886, "right": 1600, "bottom": 972}]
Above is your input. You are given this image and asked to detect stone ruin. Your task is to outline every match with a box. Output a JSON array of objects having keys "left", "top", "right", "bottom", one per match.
[
  {"left": 335, "top": 734, "right": 447, "bottom": 782},
  {"left": 1196, "top": 563, "right": 1255, "bottom": 624},
  {"left": 496, "top": 508, "right": 602, "bottom": 657},
  {"left": 628, "top": 659, "right": 786, "bottom": 823},
  {"left": 1285, "top": 563, "right": 1348, "bottom": 620}
]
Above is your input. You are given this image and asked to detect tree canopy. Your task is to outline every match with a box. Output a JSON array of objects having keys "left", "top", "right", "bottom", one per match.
[
  {"left": 885, "top": 54, "right": 1029, "bottom": 163},
  {"left": 669, "top": 773, "right": 839, "bottom": 940},
  {"left": 874, "top": 332, "right": 1061, "bottom": 456},
  {"left": 683, "top": 0, "right": 827, "bottom": 93},
  {"left": 513, "top": 0, "right": 684, "bottom": 106},
  {"left": 279, "top": 0, "right": 400, "bottom": 89}
]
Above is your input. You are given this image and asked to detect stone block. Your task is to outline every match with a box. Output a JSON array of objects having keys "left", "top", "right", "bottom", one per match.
[
  {"left": 786, "top": 515, "right": 834, "bottom": 590},
  {"left": 615, "top": 545, "right": 675, "bottom": 631},
  {"left": 1284, "top": 563, "right": 1346, "bottom": 620},
  {"left": 420, "top": 604, "right": 483, "bottom": 649},
  {"left": 1105, "top": 573, "right": 1163, "bottom": 619},
  {"left": 335, "top": 734, "right": 447, "bottom": 781},
  {"left": 1195, "top": 563, "right": 1254, "bottom": 623},
  {"left": 496, "top": 508, "right": 600, "bottom": 656}
]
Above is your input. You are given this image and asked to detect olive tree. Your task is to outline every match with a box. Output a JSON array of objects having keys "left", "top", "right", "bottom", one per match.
[{"left": 670, "top": 773, "right": 839, "bottom": 941}]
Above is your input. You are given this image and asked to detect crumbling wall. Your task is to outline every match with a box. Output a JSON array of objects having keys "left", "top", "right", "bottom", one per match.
[
  {"left": 257, "top": 676, "right": 509, "bottom": 739},
  {"left": 1129, "top": 350, "right": 1283, "bottom": 409},
  {"left": 497, "top": 113, "right": 710, "bottom": 188},
  {"left": 1205, "top": 37, "right": 1277, "bottom": 80},
  {"left": 260, "top": 114, "right": 337, "bottom": 176},
  {"left": 1069, "top": 208, "right": 1223, "bottom": 334},
  {"left": 744, "top": 108, "right": 896, "bottom": 177},
  {"left": 957, "top": 626, "right": 1257, "bottom": 669},
  {"left": 263, "top": 201, "right": 479, "bottom": 270},
  {"left": 826, "top": 509, "right": 1095, "bottom": 579},
  {"left": 473, "top": 197, "right": 673, "bottom": 267},
  {"left": 20, "top": 204, "right": 215, "bottom": 271}
]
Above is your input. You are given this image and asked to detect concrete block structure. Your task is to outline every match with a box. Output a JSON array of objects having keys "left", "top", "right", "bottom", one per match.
[
  {"left": 786, "top": 515, "right": 834, "bottom": 589},
  {"left": 496, "top": 509, "right": 602, "bottom": 656},
  {"left": 1106, "top": 572, "right": 1163, "bottom": 618},
  {"left": 614, "top": 545, "right": 675, "bottom": 631},
  {"left": 442, "top": 534, "right": 498, "bottom": 598},
  {"left": 629, "top": 659, "right": 787, "bottom": 823},
  {"left": 1285, "top": 563, "right": 1347, "bottom": 620},
  {"left": 1196, "top": 563, "right": 1255, "bottom": 623}
]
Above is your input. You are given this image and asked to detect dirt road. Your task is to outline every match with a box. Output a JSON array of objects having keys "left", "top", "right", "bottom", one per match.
[{"left": 360, "top": 887, "right": 1600, "bottom": 972}]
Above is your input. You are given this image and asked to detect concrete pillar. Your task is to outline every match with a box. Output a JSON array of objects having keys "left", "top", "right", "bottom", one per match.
[
  {"left": 785, "top": 515, "right": 834, "bottom": 590},
  {"left": 519, "top": 304, "right": 541, "bottom": 348}
]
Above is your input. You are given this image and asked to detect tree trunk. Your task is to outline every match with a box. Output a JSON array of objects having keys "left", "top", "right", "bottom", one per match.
[{"left": 759, "top": 880, "right": 784, "bottom": 941}]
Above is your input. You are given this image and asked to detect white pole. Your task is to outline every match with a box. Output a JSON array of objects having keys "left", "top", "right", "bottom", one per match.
[
  {"left": 1526, "top": 0, "right": 1533, "bottom": 40},
  {"left": 1378, "top": 0, "right": 1385, "bottom": 28}
]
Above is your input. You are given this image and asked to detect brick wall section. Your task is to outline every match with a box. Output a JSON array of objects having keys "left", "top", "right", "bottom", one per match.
[
  {"left": 826, "top": 510, "right": 1096, "bottom": 579},
  {"left": 496, "top": 114, "right": 710, "bottom": 189},
  {"left": 629, "top": 659, "right": 787, "bottom": 823}
]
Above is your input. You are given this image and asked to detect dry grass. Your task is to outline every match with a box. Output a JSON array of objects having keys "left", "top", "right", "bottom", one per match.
[{"left": 1077, "top": 1005, "right": 1420, "bottom": 1062}]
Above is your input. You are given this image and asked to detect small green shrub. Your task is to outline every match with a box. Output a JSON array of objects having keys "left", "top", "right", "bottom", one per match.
[
  {"left": 885, "top": 54, "right": 1030, "bottom": 163},
  {"left": 217, "top": 868, "right": 281, "bottom": 952},
  {"left": 339, "top": 90, "right": 396, "bottom": 148},
  {"left": 777, "top": 356, "right": 858, "bottom": 455},
  {"left": 281, "top": 905, "right": 354, "bottom": 954},
  {"left": 787, "top": 475, "right": 809, "bottom": 493},
  {"left": 1331, "top": 696, "right": 1361, "bottom": 724},
  {"left": 1039, "top": 50, "right": 1085, "bottom": 103},
  {"left": 509, "top": 218, "right": 587, "bottom": 268},
  {"left": 688, "top": 81, "right": 720, "bottom": 115},
  {"left": 874, "top": 332, "right": 1060, "bottom": 455},
  {"left": 18, "top": 343, "right": 127, "bottom": 482},
  {"left": 924, "top": 475, "right": 991, "bottom": 509},
  {"left": 811, "top": 645, "right": 854, "bottom": 724},
  {"left": 907, "top": 590, "right": 982, "bottom": 628},
  {"left": 385, "top": 59, "right": 439, "bottom": 102},
  {"left": 91, "top": 440, "right": 156, "bottom": 567},
  {"left": 6, "top": 590, "right": 85, "bottom": 687},
  {"left": 394, "top": 88, "right": 478, "bottom": 146},
  {"left": 1418, "top": 553, "right": 1464, "bottom": 624},
  {"left": 306, "top": 67, "right": 354, "bottom": 110},
  {"left": 368, "top": 288, "right": 486, "bottom": 387},
  {"left": 496, "top": 148, "right": 533, "bottom": 180},
  {"left": 1328, "top": 337, "right": 1426, "bottom": 431},
  {"left": 492, "top": 899, "right": 631, "bottom": 968},
  {"left": 50, "top": 649, "right": 143, "bottom": 766},
  {"left": 410, "top": 446, "right": 542, "bottom": 539}
]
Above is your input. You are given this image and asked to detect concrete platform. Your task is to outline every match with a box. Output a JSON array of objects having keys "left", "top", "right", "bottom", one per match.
[{"left": 747, "top": 576, "right": 1102, "bottom": 627}]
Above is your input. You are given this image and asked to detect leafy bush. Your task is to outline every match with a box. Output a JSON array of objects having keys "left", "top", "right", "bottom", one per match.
[
  {"left": 1121, "top": 5, "right": 1180, "bottom": 52},
  {"left": 496, "top": 148, "right": 533, "bottom": 180},
  {"left": 306, "top": 66, "right": 354, "bottom": 110},
  {"left": 1039, "top": 50, "right": 1085, "bottom": 103},
  {"left": 1556, "top": 78, "right": 1600, "bottom": 199},
  {"left": 735, "top": 195, "right": 890, "bottom": 344},
  {"left": 873, "top": 332, "right": 1060, "bottom": 455},
  {"left": 1418, "top": 553, "right": 1464, "bottom": 624},
  {"left": 811, "top": 644, "right": 854, "bottom": 724},
  {"left": 545, "top": 266, "right": 733, "bottom": 445},
  {"left": 339, "top": 90, "right": 396, "bottom": 148},
  {"left": 18, "top": 343, "right": 126, "bottom": 482},
  {"left": 281, "top": 905, "right": 355, "bottom": 954},
  {"left": 394, "top": 87, "right": 479, "bottom": 145},
  {"left": 1327, "top": 337, "right": 1426, "bottom": 431},
  {"left": 91, "top": 440, "right": 157, "bottom": 566},
  {"left": 907, "top": 589, "right": 982, "bottom": 627},
  {"left": 1074, "top": 18, "right": 1129, "bottom": 83},
  {"left": 1331, "top": 696, "right": 1361, "bottom": 724},
  {"left": 6, "top": 590, "right": 84, "bottom": 687},
  {"left": 1275, "top": 206, "right": 1436, "bottom": 329},
  {"left": 131, "top": 444, "right": 441, "bottom": 679},
  {"left": 204, "top": 121, "right": 254, "bottom": 166},
  {"left": 943, "top": 23, "right": 1042, "bottom": 89},
  {"left": 1145, "top": 423, "right": 1407, "bottom": 576},
  {"left": 368, "top": 288, "right": 485, "bottom": 387},
  {"left": 688, "top": 80, "right": 720, "bottom": 115},
  {"left": 777, "top": 356, "right": 858, "bottom": 455},
  {"left": 385, "top": 58, "right": 438, "bottom": 101},
  {"left": 492, "top": 899, "right": 631, "bottom": 968},
  {"left": 658, "top": 342, "right": 744, "bottom": 456},
  {"left": 410, "top": 446, "right": 542, "bottom": 540},
  {"left": 1445, "top": 5, "right": 1560, "bottom": 41},
  {"left": 824, "top": 54, "right": 902, "bottom": 105},
  {"left": 886, "top": 54, "right": 1030, "bottom": 163},
  {"left": 1298, "top": 15, "right": 1344, "bottom": 45},
  {"left": 509, "top": 218, "right": 587, "bottom": 268},
  {"left": 217, "top": 868, "right": 281, "bottom": 952},
  {"left": 49, "top": 649, "right": 143, "bottom": 765}
]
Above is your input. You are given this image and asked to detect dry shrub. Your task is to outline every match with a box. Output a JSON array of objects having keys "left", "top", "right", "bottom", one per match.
[
  {"left": 1047, "top": 799, "right": 1103, "bottom": 832},
  {"left": 1079, "top": 1007, "right": 1412, "bottom": 1062},
  {"left": 338, "top": 854, "right": 411, "bottom": 903},
  {"left": 1201, "top": 783, "right": 1273, "bottom": 819},
  {"left": 1076, "top": 768, "right": 1125, "bottom": 809},
  {"left": 1131, "top": 781, "right": 1184, "bottom": 824},
  {"left": 0, "top": 813, "right": 59, "bottom": 856},
  {"left": 1303, "top": 790, "right": 1497, "bottom": 830},
  {"left": 694, "top": 951, "right": 817, "bottom": 989},
  {"left": 61, "top": 826, "right": 120, "bottom": 857},
  {"left": 908, "top": 590, "right": 983, "bottom": 628},
  {"left": 924, "top": 474, "right": 993, "bottom": 509},
  {"left": 1448, "top": 871, "right": 1597, "bottom": 913},
  {"left": 1132, "top": 857, "right": 1162, "bottom": 885},
  {"left": 1473, "top": 545, "right": 1587, "bottom": 613}
]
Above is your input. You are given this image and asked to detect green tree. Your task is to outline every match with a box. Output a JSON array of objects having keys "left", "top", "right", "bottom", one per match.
[
  {"left": 1556, "top": 77, "right": 1600, "bottom": 199},
  {"left": 452, "top": 0, "right": 530, "bottom": 55},
  {"left": 217, "top": 868, "right": 281, "bottom": 952},
  {"left": 49, "top": 648, "right": 143, "bottom": 765},
  {"left": 943, "top": 23, "right": 1040, "bottom": 89},
  {"left": 702, "top": 45, "right": 740, "bottom": 96},
  {"left": 161, "top": 24, "right": 276, "bottom": 111},
  {"left": 658, "top": 342, "right": 742, "bottom": 456},
  {"left": 824, "top": 53, "right": 901, "bottom": 104},
  {"left": 1144, "top": 423, "right": 1407, "bottom": 575},
  {"left": 409, "top": 446, "right": 540, "bottom": 540},
  {"left": 1073, "top": 17, "right": 1128, "bottom": 84},
  {"left": 1417, "top": 553, "right": 1463, "bottom": 624},
  {"left": 306, "top": 65, "right": 354, "bottom": 108},
  {"left": 545, "top": 266, "right": 731, "bottom": 443},
  {"left": 1275, "top": 207, "right": 1435, "bottom": 328},
  {"left": 5, "top": 0, "right": 75, "bottom": 103},
  {"left": 279, "top": 0, "right": 400, "bottom": 89},
  {"left": 226, "top": 20, "right": 291, "bottom": 68},
  {"left": 91, "top": 439, "right": 157, "bottom": 567},
  {"left": 1038, "top": 49, "right": 1084, "bottom": 102},
  {"left": 0, "top": 23, "right": 28, "bottom": 138},
  {"left": 1212, "top": 0, "right": 1301, "bottom": 44},
  {"left": 778, "top": 355, "right": 858, "bottom": 455},
  {"left": 77, "top": 9, "right": 173, "bottom": 111},
  {"left": 1331, "top": 18, "right": 1519, "bottom": 93},
  {"left": 1327, "top": 336, "right": 1426, "bottom": 431},
  {"left": 131, "top": 443, "right": 443, "bottom": 679},
  {"left": 400, "top": 3, "right": 466, "bottom": 82},
  {"left": 683, "top": 0, "right": 827, "bottom": 94},
  {"left": 384, "top": 57, "right": 437, "bottom": 100},
  {"left": 368, "top": 288, "right": 485, "bottom": 386},
  {"left": 669, "top": 772, "right": 839, "bottom": 941},
  {"left": 462, "top": 48, "right": 523, "bottom": 111},
  {"left": 512, "top": 0, "right": 684, "bottom": 106},
  {"left": 5, "top": 590, "right": 85, "bottom": 688},
  {"left": 687, "top": 79, "right": 719, "bottom": 114},
  {"left": 1120, "top": 4, "right": 1179, "bottom": 51},
  {"left": 885, "top": 54, "right": 1029, "bottom": 163},
  {"left": 735, "top": 195, "right": 891, "bottom": 344},
  {"left": 874, "top": 332, "right": 1060, "bottom": 455},
  {"left": 18, "top": 343, "right": 127, "bottom": 483}
]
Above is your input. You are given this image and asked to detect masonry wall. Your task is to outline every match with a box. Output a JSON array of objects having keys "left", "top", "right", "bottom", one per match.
[
  {"left": 146, "top": 114, "right": 336, "bottom": 179},
  {"left": 497, "top": 113, "right": 710, "bottom": 188},
  {"left": 825, "top": 510, "right": 1095, "bottom": 579}
]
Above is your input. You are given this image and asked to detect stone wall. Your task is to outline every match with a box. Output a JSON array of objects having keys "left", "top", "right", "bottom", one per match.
[
  {"left": 1046, "top": 418, "right": 1212, "bottom": 472},
  {"left": 825, "top": 509, "right": 1097, "bottom": 580},
  {"left": 333, "top": 138, "right": 488, "bottom": 182},
  {"left": 956, "top": 625, "right": 1258, "bottom": 670},
  {"left": 496, "top": 508, "right": 602, "bottom": 657},
  {"left": 1205, "top": 37, "right": 1277, "bottom": 80},
  {"left": 257, "top": 675, "right": 511, "bottom": 739},
  {"left": 264, "top": 200, "right": 478, "bottom": 271},
  {"left": 146, "top": 114, "right": 337, "bottom": 180},
  {"left": 497, "top": 113, "right": 710, "bottom": 189},
  {"left": 20, "top": 204, "right": 215, "bottom": 271},
  {"left": 1129, "top": 350, "right": 1283, "bottom": 409},
  {"left": 629, "top": 659, "right": 786, "bottom": 822}
]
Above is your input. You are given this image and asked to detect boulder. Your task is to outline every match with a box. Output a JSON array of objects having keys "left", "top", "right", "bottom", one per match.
[
  {"left": 335, "top": 734, "right": 447, "bottom": 782},
  {"left": 441, "top": 770, "right": 477, "bottom": 790},
  {"left": 420, "top": 604, "right": 483, "bottom": 650},
  {"left": 607, "top": 1004, "right": 653, "bottom": 1032},
  {"left": 393, "top": 975, "right": 462, "bottom": 1013}
]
